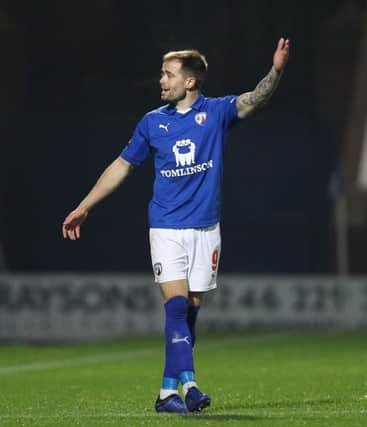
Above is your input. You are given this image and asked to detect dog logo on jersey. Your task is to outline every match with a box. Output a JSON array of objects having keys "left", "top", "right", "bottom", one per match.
[
  {"left": 172, "top": 139, "right": 196, "bottom": 167},
  {"left": 159, "top": 123, "right": 170, "bottom": 132},
  {"left": 195, "top": 112, "right": 207, "bottom": 126},
  {"left": 154, "top": 262, "right": 162, "bottom": 277}
]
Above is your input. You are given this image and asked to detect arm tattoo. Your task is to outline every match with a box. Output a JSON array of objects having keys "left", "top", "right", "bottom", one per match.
[{"left": 237, "top": 67, "right": 281, "bottom": 118}]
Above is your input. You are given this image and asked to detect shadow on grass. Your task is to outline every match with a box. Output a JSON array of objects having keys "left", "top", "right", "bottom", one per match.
[
  {"left": 173, "top": 397, "right": 341, "bottom": 422},
  {"left": 187, "top": 414, "right": 259, "bottom": 421},
  {"left": 213, "top": 397, "right": 340, "bottom": 413}
]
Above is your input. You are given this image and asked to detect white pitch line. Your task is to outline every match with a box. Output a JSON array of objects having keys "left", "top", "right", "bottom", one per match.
[
  {"left": 0, "top": 349, "right": 159, "bottom": 375},
  {"left": 0, "top": 332, "right": 293, "bottom": 376}
]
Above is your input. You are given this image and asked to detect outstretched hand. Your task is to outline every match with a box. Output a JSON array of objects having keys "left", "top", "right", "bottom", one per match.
[
  {"left": 273, "top": 37, "right": 290, "bottom": 72},
  {"left": 62, "top": 207, "right": 88, "bottom": 240}
]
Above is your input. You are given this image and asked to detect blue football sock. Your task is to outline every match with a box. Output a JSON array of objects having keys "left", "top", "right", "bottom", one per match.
[
  {"left": 187, "top": 305, "right": 200, "bottom": 348},
  {"left": 163, "top": 296, "right": 194, "bottom": 380},
  {"left": 179, "top": 370, "right": 195, "bottom": 384},
  {"left": 161, "top": 377, "right": 179, "bottom": 391}
]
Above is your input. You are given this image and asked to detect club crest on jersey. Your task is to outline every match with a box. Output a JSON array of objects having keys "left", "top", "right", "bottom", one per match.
[
  {"left": 195, "top": 112, "right": 207, "bottom": 126},
  {"left": 173, "top": 139, "right": 196, "bottom": 167}
]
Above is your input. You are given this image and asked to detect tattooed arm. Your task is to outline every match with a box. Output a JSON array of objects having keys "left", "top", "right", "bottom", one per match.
[
  {"left": 236, "top": 38, "right": 290, "bottom": 119},
  {"left": 236, "top": 67, "right": 281, "bottom": 118}
]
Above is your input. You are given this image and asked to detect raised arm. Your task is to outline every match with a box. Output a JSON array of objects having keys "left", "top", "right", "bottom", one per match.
[
  {"left": 62, "top": 156, "right": 133, "bottom": 240},
  {"left": 236, "top": 37, "right": 290, "bottom": 119}
]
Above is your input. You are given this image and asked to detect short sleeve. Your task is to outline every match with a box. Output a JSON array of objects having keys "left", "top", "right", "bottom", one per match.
[
  {"left": 213, "top": 95, "right": 240, "bottom": 129},
  {"left": 121, "top": 115, "right": 151, "bottom": 166}
]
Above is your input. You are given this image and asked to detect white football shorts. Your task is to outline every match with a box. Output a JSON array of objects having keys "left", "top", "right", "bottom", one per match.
[{"left": 149, "top": 223, "right": 221, "bottom": 292}]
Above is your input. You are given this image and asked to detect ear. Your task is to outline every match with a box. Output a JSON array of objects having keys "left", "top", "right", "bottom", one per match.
[{"left": 185, "top": 76, "right": 196, "bottom": 90}]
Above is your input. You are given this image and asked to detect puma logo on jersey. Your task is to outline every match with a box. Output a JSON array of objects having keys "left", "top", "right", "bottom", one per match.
[
  {"left": 172, "top": 336, "right": 190, "bottom": 344},
  {"left": 159, "top": 123, "right": 170, "bottom": 132}
]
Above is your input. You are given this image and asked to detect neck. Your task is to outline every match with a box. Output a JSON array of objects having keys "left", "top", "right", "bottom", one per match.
[{"left": 175, "top": 90, "right": 200, "bottom": 112}]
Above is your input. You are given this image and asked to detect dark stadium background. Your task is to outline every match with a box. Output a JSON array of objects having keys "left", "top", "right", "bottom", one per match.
[{"left": 0, "top": 0, "right": 366, "bottom": 274}]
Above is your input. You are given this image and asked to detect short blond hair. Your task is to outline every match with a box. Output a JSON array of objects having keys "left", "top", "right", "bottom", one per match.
[{"left": 163, "top": 49, "right": 208, "bottom": 90}]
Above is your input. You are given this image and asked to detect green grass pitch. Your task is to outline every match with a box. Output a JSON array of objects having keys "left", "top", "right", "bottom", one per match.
[{"left": 0, "top": 330, "right": 366, "bottom": 426}]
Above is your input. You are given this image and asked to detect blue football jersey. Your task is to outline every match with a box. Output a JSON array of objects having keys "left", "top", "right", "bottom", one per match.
[{"left": 121, "top": 94, "right": 239, "bottom": 228}]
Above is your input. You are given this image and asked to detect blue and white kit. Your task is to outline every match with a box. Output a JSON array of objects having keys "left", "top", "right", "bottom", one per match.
[{"left": 121, "top": 94, "right": 239, "bottom": 229}]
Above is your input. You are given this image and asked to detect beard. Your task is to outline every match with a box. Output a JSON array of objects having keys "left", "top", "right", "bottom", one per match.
[{"left": 161, "top": 88, "right": 187, "bottom": 104}]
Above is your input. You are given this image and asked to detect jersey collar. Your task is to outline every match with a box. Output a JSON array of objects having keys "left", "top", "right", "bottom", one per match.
[{"left": 163, "top": 93, "right": 205, "bottom": 115}]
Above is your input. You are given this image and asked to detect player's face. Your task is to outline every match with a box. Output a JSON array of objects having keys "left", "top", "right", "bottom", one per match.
[{"left": 160, "top": 60, "right": 190, "bottom": 103}]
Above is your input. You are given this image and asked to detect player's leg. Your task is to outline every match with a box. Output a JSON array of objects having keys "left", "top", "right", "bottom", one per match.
[
  {"left": 155, "top": 279, "right": 192, "bottom": 413},
  {"left": 187, "top": 291, "right": 204, "bottom": 348},
  {"left": 150, "top": 228, "right": 192, "bottom": 413},
  {"left": 187, "top": 223, "right": 221, "bottom": 352},
  {"left": 182, "top": 223, "right": 221, "bottom": 412},
  {"left": 178, "top": 289, "right": 210, "bottom": 412},
  {"left": 160, "top": 281, "right": 208, "bottom": 412}
]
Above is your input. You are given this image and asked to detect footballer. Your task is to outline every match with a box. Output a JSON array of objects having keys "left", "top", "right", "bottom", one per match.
[{"left": 62, "top": 38, "right": 290, "bottom": 413}]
